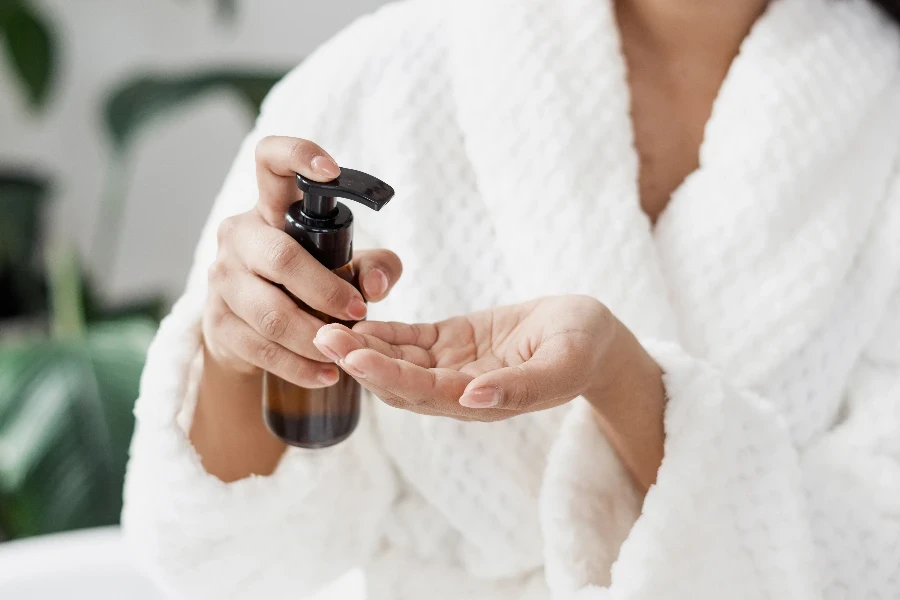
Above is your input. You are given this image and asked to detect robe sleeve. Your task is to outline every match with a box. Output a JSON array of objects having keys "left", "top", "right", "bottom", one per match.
[
  {"left": 120, "top": 15, "right": 399, "bottom": 599},
  {"left": 541, "top": 284, "right": 900, "bottom": 600}
]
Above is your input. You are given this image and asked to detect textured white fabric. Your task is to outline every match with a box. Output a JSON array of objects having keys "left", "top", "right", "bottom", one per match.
[{"left": 121, "top": 0, "right": 900, "bottom": 598}]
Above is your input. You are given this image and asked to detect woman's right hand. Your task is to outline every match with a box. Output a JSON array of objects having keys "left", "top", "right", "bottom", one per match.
[{"left": 202, "top": 136, "right": 403, "bottom": 389}]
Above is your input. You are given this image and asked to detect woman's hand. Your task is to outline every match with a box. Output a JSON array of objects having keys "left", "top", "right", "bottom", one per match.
[
  {"left": 313, "top": 295, "right": 633, "bottom": 418},
  {"left": 313, "top": 295, "right": 666, "bottom": 490},
  {"left": 193, "top": 136, "right": 403, "bottom": 482},
  {"left": 202, "top": 136, "right": 403, "bottom": 388}
]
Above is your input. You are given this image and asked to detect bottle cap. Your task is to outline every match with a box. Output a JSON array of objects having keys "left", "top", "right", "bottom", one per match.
[{"left": 296, "top": 169, "right": 394, "bottom": 219}]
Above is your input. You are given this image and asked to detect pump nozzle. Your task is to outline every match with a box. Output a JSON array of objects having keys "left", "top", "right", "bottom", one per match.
[
  {"left": 297, "top": 169, "right": 394, "bottom": 219},
  {"left": 287, "top": 167, "right": 395, "bottom": 270}
]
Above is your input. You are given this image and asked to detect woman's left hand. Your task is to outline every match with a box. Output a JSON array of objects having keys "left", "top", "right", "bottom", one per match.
[{"left": 312, "top": 295, "right": 652, "bottom": 422}]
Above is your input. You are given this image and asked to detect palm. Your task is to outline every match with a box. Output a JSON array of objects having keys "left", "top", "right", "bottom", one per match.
[
  {"left": 406, "top": 296, "right": 604, "bottom": 376},
  {"left": 317, "top": 295, "right": 613, "bottom": 420},
  {"left": 418, "top": 309, "right": 528, "bottom": 375}
]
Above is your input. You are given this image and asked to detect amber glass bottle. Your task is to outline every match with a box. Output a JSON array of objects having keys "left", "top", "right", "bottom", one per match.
[
  {"left": 261, "top": 169, "right": 394, "bottom": 449},
  {"left": 263, "top": 264, "right": 362, "bottom": 447}
]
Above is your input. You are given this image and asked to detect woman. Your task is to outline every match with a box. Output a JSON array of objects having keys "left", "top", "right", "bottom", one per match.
[{"left": 122, "top": 0, "right": 900, "bottom": 598}]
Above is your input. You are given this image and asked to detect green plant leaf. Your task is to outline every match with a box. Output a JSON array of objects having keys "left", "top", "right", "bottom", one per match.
[
  {"left": 47, "top": 245, "right": 85, "bottom": 340},
  {"left": 82, "top": 280, "right": 169, "bottom": 324},
  {"left": 0, "top": 171, "right": 50, "bottom": 319},
  {"left": 104, "top": 70, "right": 286, "bottom": 151},
  {"left": 0, "top": 318, "right": 157, "bottom": 539},
  {"left": 0, "top": 2, "right": 56, "bottom": 109}
]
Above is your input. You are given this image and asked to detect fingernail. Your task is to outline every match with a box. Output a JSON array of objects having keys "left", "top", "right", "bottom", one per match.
[
  {"left": 364, "top": 269, "right": 389, "bottom": 298},
  {"left": 318, "top": 368, "right": 339, "bottom": 385},
  {"left": 311, "top": 155, "right": 340, "bottom": 179},
  {"left": 314, "top": 338, "right": 342, "bottom": 363},
  {"left": 459, "top": 388, "right": 500, "bottom": 408},
  {"left": 341, "top": 358, "right": 366, "bottom": 379},
  {"left": 347, "top": 297, "right": 368, "bottom": 320}
]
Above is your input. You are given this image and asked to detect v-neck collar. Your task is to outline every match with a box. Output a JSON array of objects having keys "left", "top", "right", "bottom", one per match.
[
  {"left": 447, "top": 0, "right": 900, "bottom": 384},
  {"left": 447, "top": 0, "right": 679, "bottom": 343}
]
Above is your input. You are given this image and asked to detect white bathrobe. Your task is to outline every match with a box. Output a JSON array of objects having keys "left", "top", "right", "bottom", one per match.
[{"left": 121, "top": 0, "right": 900, "bottom": 598}]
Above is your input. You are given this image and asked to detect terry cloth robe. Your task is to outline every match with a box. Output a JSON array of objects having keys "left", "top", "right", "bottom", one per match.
[{"left": 122, "top": 0, "right": 900, "bottom": 598}]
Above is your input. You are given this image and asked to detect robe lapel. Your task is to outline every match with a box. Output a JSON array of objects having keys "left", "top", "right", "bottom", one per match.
[
  {"left": 447, "top": 0, "right": 680, "bottom": 343},
  {"left": 448, "top": 0, "right": 900, "bottom": 385},
  {"left": 653, "top": 0, "right": 900, "bottom": 383}
]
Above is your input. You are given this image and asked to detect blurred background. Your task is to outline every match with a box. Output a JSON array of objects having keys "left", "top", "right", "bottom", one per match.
[{"left": 0, "top": 0, "right": 384, "bottom": 596}]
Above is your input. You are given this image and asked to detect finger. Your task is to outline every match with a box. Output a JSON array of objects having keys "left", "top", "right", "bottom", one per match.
[
  {"left": 211, "top": 310, "right": 340, "bottom": 388},
  {"left": 460, "top": 338, "right": 586, "bottom": 410},
  {"left": 313, "top": 324, "right": 433, "bottom": 367},
  {"left": 342, "top": 349, "right": 517, "bottom": 421},
  {"left": 353, "top": 249, "right": 403, "bottom": 302},
  {"left": 353, "top": 376, "right": 445, "bottom": 417},
  {"left": 255, "top": 136, "right": 341, "bottom": 227},
  {"left": 351, "top": 320, "right": 439, "bottom": 349},
  {"left": 308, "top": 334, "right": 435, "bottom": 414},
  {"left": 225, "top": 215, "right": 367, "bottom": 321},
  {"left": 218, "top": 270, "right": 332, "bottom": 362},
  {"left": 341, "top": 349, "right": 470, "bottom": 408}
]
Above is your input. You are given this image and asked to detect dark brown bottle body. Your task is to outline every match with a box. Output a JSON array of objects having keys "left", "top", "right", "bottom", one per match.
[
  {"left": 263, "top": 263, "right": 361, "bottom": 448},
  {"left": 262, "top": 168, "right": 393, "bottom": 448}
]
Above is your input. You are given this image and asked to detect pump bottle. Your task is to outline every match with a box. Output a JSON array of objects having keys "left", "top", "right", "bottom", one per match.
[{"left": 263, "top": 168, "right": 394, "bottom": 448}]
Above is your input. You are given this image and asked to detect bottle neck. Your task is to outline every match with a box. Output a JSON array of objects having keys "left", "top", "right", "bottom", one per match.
[
  {"left": 303, "top": 193, "right": 338, "bottom": 219},
  {"left": 285, "top": 201, "right": 354, "bottom": 270}
]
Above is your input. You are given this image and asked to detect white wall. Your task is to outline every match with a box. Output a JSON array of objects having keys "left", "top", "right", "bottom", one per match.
[{"left": 0, "top": 0, "right": 387, "bottom": 302}]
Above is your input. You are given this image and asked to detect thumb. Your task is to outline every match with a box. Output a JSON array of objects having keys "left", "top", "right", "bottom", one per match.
[
  {"left": 459, "top": 340, "right": 586, "bottom": 410},
  {"left": 354, "top": 248, "right": 403, "bottom": 302}
]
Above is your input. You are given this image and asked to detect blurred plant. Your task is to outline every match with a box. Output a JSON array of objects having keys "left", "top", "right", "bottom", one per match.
[
  {"left": 0, "top": 173, "right": 48, "bottom": 321},
  {"left": 0, "top": 0, "right": 286, "bottom": 540},
  {"left": 0, "top": 250, "right": 157, "bottom": 539},
  {"left": 0, "top": 168, "right": 162, "bottom": 540},
  {"left": 215, "top": 0, "right": 237, "bottom": 21},
  {"left": 0, "top": 0, "right": 56, "bottom": 109},
  {"left": 0, "top": 0, "right": 238, "bottom": 111}
]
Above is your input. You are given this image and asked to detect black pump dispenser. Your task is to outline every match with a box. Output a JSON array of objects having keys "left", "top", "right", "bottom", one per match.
[
  {"left": 263, "top": 167, "right": 395, "bottom": 449},
  {"left": 297, "top": 169, "right": 394, "bottom": 216},
  {"left": 286, "top": 169, "right": 395, "bottom": 269}
]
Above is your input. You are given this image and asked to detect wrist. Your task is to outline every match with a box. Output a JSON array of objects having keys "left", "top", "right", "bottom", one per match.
[
  {"left": 192, "top": 343, "right": 286, "bottom": 482},
  {"left": 583, "top": 320, "right": 666, "bottom": 493},
  {"left": 584, "top": 317, "right": 653, "bottom": 402},
  {"left": 198, "top": 345, "right": 265, "bottom": 415},
  {"left": 203, "top": 339, "right": 262, "bottom": 383}
]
